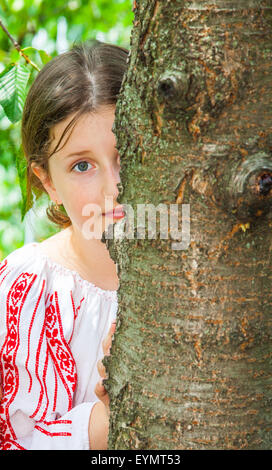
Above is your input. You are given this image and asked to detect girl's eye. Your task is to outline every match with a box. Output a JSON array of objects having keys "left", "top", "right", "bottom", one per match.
[{"left": 72, "top": 161, "right": 94, "bottom": 172}]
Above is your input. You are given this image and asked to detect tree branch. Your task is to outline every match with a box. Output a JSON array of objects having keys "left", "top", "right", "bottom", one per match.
[{"left": 0, "top": 18, "right": 40, "bottom": 71}]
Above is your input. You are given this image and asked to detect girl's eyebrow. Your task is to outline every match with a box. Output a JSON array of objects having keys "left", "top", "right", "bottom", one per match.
[{"left": 64, "top": 149, "right": 92, "bottom": 159}]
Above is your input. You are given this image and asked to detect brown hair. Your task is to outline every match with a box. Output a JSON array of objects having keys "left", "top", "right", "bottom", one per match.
[{"left": 21, "top": 40, "right": 128, "bottom": 228}]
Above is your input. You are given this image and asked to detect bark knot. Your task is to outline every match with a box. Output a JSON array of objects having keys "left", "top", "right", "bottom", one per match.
[
  {"left": 156, "top": 71, "right": 190, "bottom": 108},
  {"left": 226, "top": 152, "right": 272, "bottom": 221}
]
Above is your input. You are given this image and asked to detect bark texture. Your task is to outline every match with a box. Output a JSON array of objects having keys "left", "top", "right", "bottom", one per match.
[{"left": 104, "top": 0, "right": 272, "bottom": 449}]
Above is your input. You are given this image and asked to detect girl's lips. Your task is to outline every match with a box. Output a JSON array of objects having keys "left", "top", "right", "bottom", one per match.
[{"left": 103, "top": 206, "right": 125, "bottom": 219}]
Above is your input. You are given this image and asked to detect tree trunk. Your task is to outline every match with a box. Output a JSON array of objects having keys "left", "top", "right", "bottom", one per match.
[{"left": 104, "top": 0, "right": 272, "bottom": 450}]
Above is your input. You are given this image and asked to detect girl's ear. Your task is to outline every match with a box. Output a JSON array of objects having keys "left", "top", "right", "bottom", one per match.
[{"left": 31, "top": 163, "right": 62, "bottom": 205}]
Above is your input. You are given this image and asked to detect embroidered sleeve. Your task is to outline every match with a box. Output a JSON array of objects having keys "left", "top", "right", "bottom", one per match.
[{"left": 0, "top": 261, "right": 98, "bottom": 450}]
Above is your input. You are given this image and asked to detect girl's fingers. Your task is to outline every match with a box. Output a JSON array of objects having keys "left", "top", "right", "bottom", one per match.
[
  {"left": 95, "top": 380, "right": 110, "bottom": 412},
  {"left": 95, "top": 322, "right": 116, "bottom": 413},
  {"left": 97, "top": 359, "right": 107, "bottom": 379},
  {"left": 102, "top": 322, "right": 116, "bottom": 356}
]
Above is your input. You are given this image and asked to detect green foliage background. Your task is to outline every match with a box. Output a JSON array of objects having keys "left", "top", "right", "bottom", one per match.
[{"left": 0, "top": 0, "right": 133, "bottom": 260}]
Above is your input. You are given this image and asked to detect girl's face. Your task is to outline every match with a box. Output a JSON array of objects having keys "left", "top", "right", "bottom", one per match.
[{"left": 33, "top": 106, "right": 123, "bottom": 239}]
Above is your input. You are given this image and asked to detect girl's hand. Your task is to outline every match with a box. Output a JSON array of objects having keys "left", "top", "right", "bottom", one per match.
[{"left": 94, "top": 322, "right": 116, "bottom": 413}]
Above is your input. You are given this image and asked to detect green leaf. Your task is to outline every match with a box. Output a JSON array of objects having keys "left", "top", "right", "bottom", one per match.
[
  {"left": 21, "top": 46, "right": 52, "bottom": 65},
  {"left": 0, "top": 63, "right": 30, "bottom": 123},
  {"left": 37, "top": 49, "right": 52, "bottom": 65},
  {"left": 0, "top": 104, "right": 6, "bottom": 120}
]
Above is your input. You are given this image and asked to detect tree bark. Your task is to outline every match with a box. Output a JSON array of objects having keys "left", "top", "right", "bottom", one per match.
[{"left": 104, "top": 0, "right": 272, "bottom": 450}]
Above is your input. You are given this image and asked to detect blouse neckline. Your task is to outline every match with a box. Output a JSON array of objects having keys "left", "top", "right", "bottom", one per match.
[{"left": 30, "top": 242, "right": 118, "bottom": 301}]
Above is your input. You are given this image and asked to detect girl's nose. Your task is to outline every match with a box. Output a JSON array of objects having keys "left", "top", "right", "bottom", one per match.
[{"left": 102, "top": 165, "right": 120, "bottom": 200}]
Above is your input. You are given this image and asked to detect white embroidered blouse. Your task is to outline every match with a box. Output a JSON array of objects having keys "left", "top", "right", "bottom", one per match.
[{"left": 0, "top": 242, "right": 118, "bottom": 450}]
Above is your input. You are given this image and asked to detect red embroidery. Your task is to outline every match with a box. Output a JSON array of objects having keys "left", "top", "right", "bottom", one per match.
[
  {"left": 43, "top": 420, "right": 72, "bottom": 425},
  {"left": 30, "top": 298, "right": 48, "bottom": 420},
  {"left": 76, "top": 297, "right": 85, "bottom": 318},
  {"left": 40, "top": 350, "right": 49, "bottom": 422},
  {"left": 1, "top": 439, "right": 25, "bottom": 450},
  {"left": 69, "top": 293, "right": 85, "bottom": 344},
  {"left": 26, "top": 280, "right": 46, "bottom": 393},
  {"left": 0, "top": 259, "right": 8, "bottom": 276},
  {"left": 0, "top": 271, "right": 37, "bottom": 449},
  {"left": 0, "top": 263, "right": 77, "bottom": 450},
  {"left": 53, "top": 365, "right": 58, "bottom": 412},
  {"left": 0, "top": 260, "right": 10, "bottom": 289},
  {"left": 35, "top": 425, "right": 71, "bottom": 437},
  {"left": 45, "top": 292, "right": 77, "bottom": 411}
]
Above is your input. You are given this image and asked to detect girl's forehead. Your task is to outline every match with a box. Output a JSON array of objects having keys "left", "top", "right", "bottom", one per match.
[
  {"left": 50, "top": 106, "right": 115, "bottom": 141},
  {"left": 49, "top": 106, "right": 116, "bottom": 157}
]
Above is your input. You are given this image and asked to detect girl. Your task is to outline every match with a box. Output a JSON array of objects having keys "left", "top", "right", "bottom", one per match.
[{"left": 0, "top": 40, "right": 128, "bottom": 450}]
